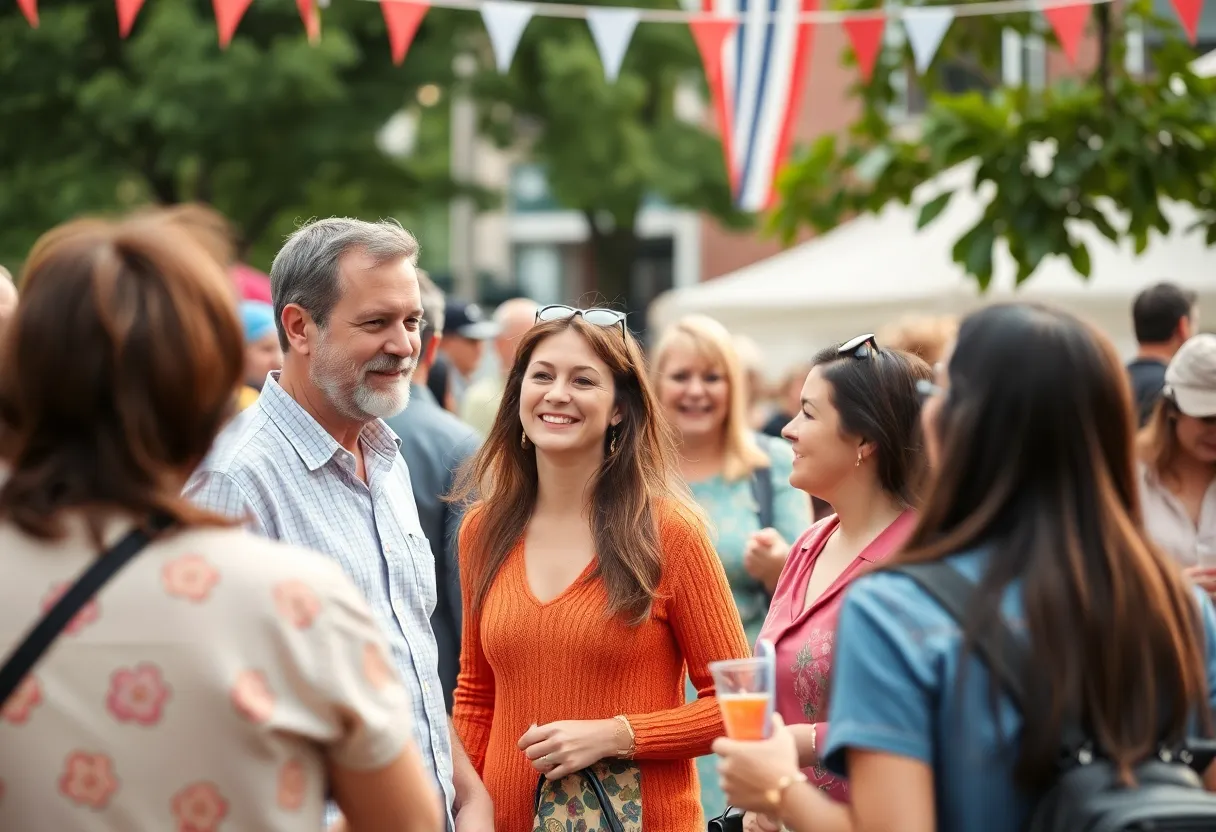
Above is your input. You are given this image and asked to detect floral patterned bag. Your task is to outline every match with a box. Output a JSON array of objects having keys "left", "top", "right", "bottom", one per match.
[{"left": 531, "top": 759, "right": 642, "bottom": 832}]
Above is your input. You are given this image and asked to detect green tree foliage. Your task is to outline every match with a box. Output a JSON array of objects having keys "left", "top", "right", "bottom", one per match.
[
  {"left": 770, "top": 0, "right": 1216, "bottom": 289},
  {"left": 0, "top": 0, "right": 468, "bottom": 269},
  {"left": 471, "top": 1, "right": 749, "bottom": 308}
]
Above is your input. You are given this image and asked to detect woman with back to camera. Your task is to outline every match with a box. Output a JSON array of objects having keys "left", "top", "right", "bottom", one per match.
[
  {"left": 451, "top": 305, "right": 751, "bottom": 832},
  {"left": 1137, "top": 333, "right": 1216, "bottom": 590},
  {"left": 0, "top": 213, "right": 440, "bottom": 832},
  {"left": 714, "top": 303, "right": 1216, "bottom": 832},
  {"left": 735, "top": 335, "right": 929, "bottom": 831}
]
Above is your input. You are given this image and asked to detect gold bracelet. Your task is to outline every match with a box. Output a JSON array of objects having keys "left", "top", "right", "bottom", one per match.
[
  {"left": 613, "top": 714, "right": 636, "bottom": 758},
  {"left": 764, "top": 771, "right": 808, "bottom": 812}
]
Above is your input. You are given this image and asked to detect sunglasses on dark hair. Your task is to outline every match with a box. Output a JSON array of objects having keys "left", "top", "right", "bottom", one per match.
[
  {"left": 838, "top": 333, "right": 879, "bottom": 360},
  {"left": 535, "top": 304, "right": 628, "bottom": 337}
]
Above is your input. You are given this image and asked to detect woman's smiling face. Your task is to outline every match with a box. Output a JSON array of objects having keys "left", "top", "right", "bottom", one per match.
[{"left": 519, "top": 328, "right": 620, "bottom": 458}]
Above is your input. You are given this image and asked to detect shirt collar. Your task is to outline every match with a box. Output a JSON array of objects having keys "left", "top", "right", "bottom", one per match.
[{"left": 259, "top": 371, "right": 402, "bottom": 472}]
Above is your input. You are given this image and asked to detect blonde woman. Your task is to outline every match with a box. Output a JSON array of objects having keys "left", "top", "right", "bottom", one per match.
[{"left": 652, "top": 315, "right": 810, "bottom": 820}]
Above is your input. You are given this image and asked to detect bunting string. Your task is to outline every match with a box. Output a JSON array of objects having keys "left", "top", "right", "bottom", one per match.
[{"left": 372, "top": 0, "right": 1117, "bottom": 25}]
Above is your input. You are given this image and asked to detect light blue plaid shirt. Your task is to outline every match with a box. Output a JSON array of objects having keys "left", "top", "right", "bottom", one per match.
[{"left": 185, "top": 373, "right": 455, "bottom": 828}]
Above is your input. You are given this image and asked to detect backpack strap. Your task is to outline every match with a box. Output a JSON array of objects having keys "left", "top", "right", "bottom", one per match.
[
  {"left": 749, "top": 435, "right": 775, "bottom": 530},
  {"left": 0, "top": 515, "right": 172, "bottom": 711},
  {"left": 890, "top": 561, "right": 1088, "bottom": 755}
]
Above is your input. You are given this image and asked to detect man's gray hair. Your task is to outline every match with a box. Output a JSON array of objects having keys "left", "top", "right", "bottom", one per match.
[
  {"left": 416, "top": 269, "right": 445, "bottom": 354},
  {"left": 270, "top": 217, "right": 420, "bottom": 351}
]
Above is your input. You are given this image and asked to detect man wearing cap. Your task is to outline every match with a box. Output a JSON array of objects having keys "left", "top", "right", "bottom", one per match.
[
  {"left": 1139, "top": 333, "right": 1216, "bottom": 586},
  {"left": 236, "top": 300, "right": 284, "bottom": 410},
  {"left": 437, "top": 300, "right": 499, "bottom": 411}
]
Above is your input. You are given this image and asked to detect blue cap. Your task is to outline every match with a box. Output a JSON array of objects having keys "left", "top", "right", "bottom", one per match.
[{"left": 240, "top": 301, "right": 276, "bottom": 344}]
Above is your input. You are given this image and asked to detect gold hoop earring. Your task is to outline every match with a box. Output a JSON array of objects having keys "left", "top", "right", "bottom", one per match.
[
  {"left": 609, "top": 430, "right": 618, "bottom": 455},
  {"left": 521, "top": 432, "right": 529, "bottom": 449}
]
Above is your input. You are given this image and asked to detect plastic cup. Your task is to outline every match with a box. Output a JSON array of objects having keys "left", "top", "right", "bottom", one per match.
[{"left": 710, "top": 654, "right": 775, "bottom": 740}]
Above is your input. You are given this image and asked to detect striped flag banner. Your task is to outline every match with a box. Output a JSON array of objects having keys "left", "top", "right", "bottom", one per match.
[{"left": 700, "top": 0, "right": 816, "bottom": 213}]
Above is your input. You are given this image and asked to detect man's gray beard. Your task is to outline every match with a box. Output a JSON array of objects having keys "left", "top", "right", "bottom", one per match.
[{"left": 310, "top": 335, "right": 416, "bottom": 421}]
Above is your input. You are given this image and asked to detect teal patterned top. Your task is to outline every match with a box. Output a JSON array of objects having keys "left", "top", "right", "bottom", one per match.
[
  {"left": 687, "top": 436, "right": 811, "bottom": 821},
  {"left": 688, "top": 436, "right": 811, "bottom": 643}
]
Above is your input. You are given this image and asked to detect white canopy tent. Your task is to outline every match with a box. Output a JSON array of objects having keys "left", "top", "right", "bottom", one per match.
[{"left": 650, "top": 53, "right": 1216, "bottom": 379}]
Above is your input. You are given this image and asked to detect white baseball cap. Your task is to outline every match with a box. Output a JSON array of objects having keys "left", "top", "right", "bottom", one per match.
[{"left": 1165, "top": 334, "right": 1216, "bottom": 419}]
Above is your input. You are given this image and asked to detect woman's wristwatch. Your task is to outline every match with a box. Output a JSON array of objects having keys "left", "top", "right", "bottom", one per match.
[{"left": 765, "top": 770, "right": 809, "bottom": 814}]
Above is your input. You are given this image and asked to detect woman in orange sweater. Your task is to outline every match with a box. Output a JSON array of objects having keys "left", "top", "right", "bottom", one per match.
[{"left": 452, "top": 306, "right": 751, "bottom": 832}]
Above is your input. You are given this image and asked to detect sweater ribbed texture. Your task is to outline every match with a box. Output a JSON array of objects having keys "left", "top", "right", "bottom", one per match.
[{"left": 453, "top": 503, "right": 751, "bottom": 832}]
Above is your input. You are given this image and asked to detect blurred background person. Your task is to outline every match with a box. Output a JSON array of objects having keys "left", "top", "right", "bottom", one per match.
[
  {"left": 386, "top": 271, "right": 480, "bottom": 713},
  {"left": 747, "top": 335, "right": 929, "bottom": 824},
  {"left": 877, "top": 313, "right": 958, "bottom": 366},
  {"left": 652, "top": 315, "right": 810, "bottom": 821},
  {"left": 1138, "top": 333, "right": 1216, "bottom": 575},
  {"left": 732, "top": 334, "right": 770, "bottom": 431},
  {"left": 760, "top": 363, "right": 811, "bottom": 440},
  {"left": 437, "top": 300, "right": 498, "bottom": 412},
  {"left": 0, "top": 211, "right": 441, "bottom": 832},
  {"left": 460, "top": 297, "right": 539, "bottom": 436},
  {"left": 237, "top": 300, "right": 283, "bottom": 411},
  {"left": 1127, "top": 281, "right": 1199, "bottom": 427},
  {"left": 717, "top": 303, "right": 1216, "bottom": 832},
  {"left": 452, "top": 307, "right": 750, "bottom": 832}
]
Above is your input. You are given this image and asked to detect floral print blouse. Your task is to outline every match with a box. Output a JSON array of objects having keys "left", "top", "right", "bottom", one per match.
[
  {"left": 757, "top": 511, "right": 917, "bottom": 801},
  {"left": 0, "top": 516, "right": 415, "bottom": 831}
]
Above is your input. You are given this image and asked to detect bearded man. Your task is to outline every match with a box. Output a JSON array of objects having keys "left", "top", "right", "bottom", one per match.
[{"left": 185, "top": 217, "right": 493, "bottom": 832}]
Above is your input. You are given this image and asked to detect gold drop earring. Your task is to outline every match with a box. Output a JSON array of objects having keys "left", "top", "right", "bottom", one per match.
[
  {"left": 521, "top": 432, "right": 529, "bottom": 449},
  {"left": 609, "top": 429, "right": 618, "bottom": 455}
]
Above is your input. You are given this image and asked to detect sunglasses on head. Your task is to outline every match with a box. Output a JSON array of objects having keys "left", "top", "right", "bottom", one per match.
[
  {"left": 838, "top": 333, "right": 879, "bottom": 360},
  {"left": 535, "top": 304, "right": 628, "bottom": 337}
]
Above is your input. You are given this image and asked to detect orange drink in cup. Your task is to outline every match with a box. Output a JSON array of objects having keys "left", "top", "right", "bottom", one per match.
[{"left": 710, "top": 648, "right": 775, "bottom": 740}]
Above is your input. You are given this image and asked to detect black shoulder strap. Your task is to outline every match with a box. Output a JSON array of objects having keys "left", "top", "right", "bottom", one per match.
[
  {"left": 750, "top": 436, "right": 775, "bottom": 530},
  {"left": 889, "top": 562, "right": 1030, "bottom": 710},
  {"left": 0, "top": 516, "right": 171, "bottom": 710}
]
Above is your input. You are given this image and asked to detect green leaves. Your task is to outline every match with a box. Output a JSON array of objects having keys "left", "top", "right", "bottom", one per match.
[{"left": 771, "top": 0, "right": 1216, "bottom": 290}]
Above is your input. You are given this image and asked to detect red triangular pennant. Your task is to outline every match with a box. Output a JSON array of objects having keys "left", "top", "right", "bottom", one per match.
[
  {"left": 116, "top": 0, "right": 146, "bottom": 37},
  {"left": 297, "top": 0, "right": 320, "bottom": 43},
  {"left": 842, "top": 14, "right": 884, "bottom": 82},
  {"left": 213, "top": 0, "right": 255, "bottom": 48},
  {"left": 1043, "top": 4, "right": 1090, "bottom": 65},
  {"left": 689, "top": 16, "right": 739, "bottom": 187},
  {"left": 16, "top": 0, "right": 38, "bottom": 27},
  {"left": 381, "top": 0, "right": 430, "bottom": 66},
  {"left": 1169, "top": 0, "right": 1204, "bottom": 43}
]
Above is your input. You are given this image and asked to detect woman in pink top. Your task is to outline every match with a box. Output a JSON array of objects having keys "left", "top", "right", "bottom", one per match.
[{"left": 745, "top": 335, "right": 930, "bottom": 829}]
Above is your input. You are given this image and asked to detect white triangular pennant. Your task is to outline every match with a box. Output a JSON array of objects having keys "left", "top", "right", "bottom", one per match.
[
  {"left": 903, "top": 7, "right": 954, "bottom": 74},
  {"left": 586, "top": 8, "right": 640, "bottom": 82},
  {"left": 481, "top": 0, "right": 534, "bottom": 73}
]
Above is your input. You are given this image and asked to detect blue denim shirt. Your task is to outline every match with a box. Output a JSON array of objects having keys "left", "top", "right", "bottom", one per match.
[{"left": 822, "top": 550, "right": 1216, "bottom": 832}]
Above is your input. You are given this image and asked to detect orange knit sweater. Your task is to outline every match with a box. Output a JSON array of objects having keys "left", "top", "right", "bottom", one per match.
[{"left": 453, "top": 503, "right": 751, "bottom": 832}]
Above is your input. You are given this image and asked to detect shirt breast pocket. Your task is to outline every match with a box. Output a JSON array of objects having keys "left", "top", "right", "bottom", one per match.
[{"left": 400, "top": 532, "right": 438, "bottom": 615}]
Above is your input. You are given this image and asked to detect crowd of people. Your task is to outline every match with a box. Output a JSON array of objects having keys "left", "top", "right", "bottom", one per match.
[{"left": 0, "top": 205, "right": 1213, "bottom": 832}]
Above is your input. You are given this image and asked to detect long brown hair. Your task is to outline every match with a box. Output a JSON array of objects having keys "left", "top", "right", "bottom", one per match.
[
  {"left": 895, "top": 303, "right": 1210, "bottom": 788},
  {"left": 0, "top": 212, "right": 246, "bottom": 543},
  {"left": 1137, "top": 395, "right": 1186, "bottom": 482},
  {"left": 451, "top": 315, "right": 701, "bottom": 624}
]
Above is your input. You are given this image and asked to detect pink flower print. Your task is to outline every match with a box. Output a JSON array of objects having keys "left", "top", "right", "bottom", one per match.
[
  {"left": 231, "top": 669, "right": 275, "bottom": 724},
  {"left": 106, "top": 663, "right": 171, "bottom": 726},
  {"left": 362, "top": 642, "right": 395, "bottom": 690},
  {"left": 162, "top": 555, "right": 220, "bottom": 603},
  {"left": 790, "top": 630, "right": 834, "bottom": 722},
  {"left": 277, "top": 758, "right": 306, "bottom": 811},
  {"left": 58, "top": 752, "right": 119, "bottom": 809},
  {"left": 41, "top": 583, "right": 100, "bottom": 635},
  {"left": 171, "top": 781, "right": 229, "bottom": 832},
  {"left": 1, "top": 675, "right": 41, "bottom": 724},
  {"left": 273, "top": 580, "right": 321, "bottom": 630}
]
